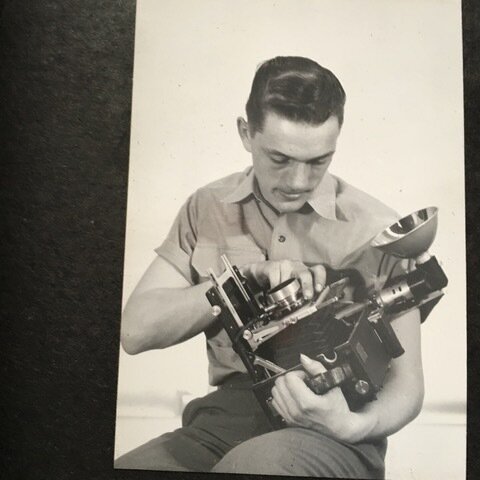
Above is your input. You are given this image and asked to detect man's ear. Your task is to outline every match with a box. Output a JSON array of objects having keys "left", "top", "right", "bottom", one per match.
[{"left": 237, "top": 117, "right": 252, "bottom": 153}]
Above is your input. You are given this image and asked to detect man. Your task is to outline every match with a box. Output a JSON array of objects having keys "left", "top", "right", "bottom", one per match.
[{"left": 116, "top": 56, "right": 424, "bottom": 478}]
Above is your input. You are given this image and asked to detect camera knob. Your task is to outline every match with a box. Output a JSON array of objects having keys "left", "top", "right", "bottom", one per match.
[
  {"left": 243, "top": 330, "right": 252, "bottom": 340},
  {"left": 354, "top": 380, "right": 370, "bottom": 395}
]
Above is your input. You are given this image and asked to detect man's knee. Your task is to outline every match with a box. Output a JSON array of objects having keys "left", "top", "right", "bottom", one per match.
[
  {"left": 212, "top": 431, "right": 308, "bottom": 475},
  {"left": 212, "top": 435, "right": 275, "bottom": 474},
  {"left": 212, "top": 428, "right": 379, "bottom": 478}
]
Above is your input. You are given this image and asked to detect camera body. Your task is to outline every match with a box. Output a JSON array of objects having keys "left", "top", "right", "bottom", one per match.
[{"left": 205, "top": 207, "right": 447, "bottom": 428}]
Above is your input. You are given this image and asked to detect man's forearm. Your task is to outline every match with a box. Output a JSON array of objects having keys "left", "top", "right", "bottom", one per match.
[
  {"left": 121, "top": 281, "right": 215, "bottom": 354},
  {"left": 333, "top": 308, "right": 425, "bottom": 443}
]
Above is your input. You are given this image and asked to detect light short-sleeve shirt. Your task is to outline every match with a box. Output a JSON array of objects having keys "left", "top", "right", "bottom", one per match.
[{"left": 156, "top": 168, "right": 407, "bottom": 385}]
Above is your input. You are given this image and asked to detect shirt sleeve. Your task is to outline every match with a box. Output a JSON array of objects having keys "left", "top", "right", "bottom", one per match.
[{"left": 154, "top": 194, "right": 198, "bottom": 285}]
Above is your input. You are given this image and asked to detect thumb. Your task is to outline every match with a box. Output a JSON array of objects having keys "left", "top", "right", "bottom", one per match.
[
  {"left": 239, "top": 263, "right": 252, "bottom": 275},
  {"left": 300, "top": 353, "right": 327, "bottom": 377}
]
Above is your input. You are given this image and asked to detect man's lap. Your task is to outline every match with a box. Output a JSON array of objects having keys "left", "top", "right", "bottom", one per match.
[{"left": 115, "top": 388, "right": 386, "bottom": 478}]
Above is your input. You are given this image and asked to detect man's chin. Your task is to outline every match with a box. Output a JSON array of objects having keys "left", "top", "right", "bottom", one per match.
[{"left": 274, "top": 198, "right": 307, "bottom": 213}]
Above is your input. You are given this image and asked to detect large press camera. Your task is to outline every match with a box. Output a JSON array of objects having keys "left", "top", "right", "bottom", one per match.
[{"left": 205, "top": 207, "right": 448, "bottom": 428}]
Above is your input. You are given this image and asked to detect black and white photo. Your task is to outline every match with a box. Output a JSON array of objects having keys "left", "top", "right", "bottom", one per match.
[{"left": 114, "top": 1, "right": 466, "bottom": 478}]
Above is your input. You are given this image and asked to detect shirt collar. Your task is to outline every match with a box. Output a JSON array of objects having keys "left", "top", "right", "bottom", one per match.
[
  {"left": 307, "top": 172, "right": 338, "bottom": 221},
  {"left": 222, "top": 167, "right": 339, "bottom": 221},
  {"left": 222, "top": 167, "right": 257, "bottom": 203}
]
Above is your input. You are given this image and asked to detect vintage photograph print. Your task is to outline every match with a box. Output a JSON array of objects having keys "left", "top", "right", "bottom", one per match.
[{"left": 114, "top": 1, "right": 466, "bottom": 478}]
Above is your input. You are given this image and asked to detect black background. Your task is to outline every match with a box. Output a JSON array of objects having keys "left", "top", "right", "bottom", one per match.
[{"left": 0, "top": 1, "right": 478, "bottom": 479}]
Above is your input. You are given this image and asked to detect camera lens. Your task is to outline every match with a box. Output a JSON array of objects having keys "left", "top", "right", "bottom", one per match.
[{"left": 266, "top": 278, "right": 305, "bottom": 313}]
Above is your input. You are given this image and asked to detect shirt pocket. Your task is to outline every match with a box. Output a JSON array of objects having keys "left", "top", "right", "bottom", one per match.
[{"left": 191, "top": 243, "right": 266, "bottom": 281}]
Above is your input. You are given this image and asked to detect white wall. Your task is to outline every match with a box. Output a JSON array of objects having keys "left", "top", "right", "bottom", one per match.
[{"left": 116, "top": 0, "right": 465, "bottom": 441}]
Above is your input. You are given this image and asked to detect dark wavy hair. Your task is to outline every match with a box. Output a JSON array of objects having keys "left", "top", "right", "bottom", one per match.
[{"left": 246, "top": 56, "right": 346, "bottom": 134}]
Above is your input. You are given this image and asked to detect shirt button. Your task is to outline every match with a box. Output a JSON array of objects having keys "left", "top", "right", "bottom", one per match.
[{"left": 278, "top": 235, "right": 286, "bottom": 243}]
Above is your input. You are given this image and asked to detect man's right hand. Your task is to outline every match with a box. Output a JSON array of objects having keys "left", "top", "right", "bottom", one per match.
[{"left": 239, "top": 260, "right": 326, "bottom": 300}]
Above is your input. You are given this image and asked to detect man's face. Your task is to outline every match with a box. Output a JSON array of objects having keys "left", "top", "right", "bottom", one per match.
[{"left": 238, "top": 112, "right": 341, "bottom": 213}]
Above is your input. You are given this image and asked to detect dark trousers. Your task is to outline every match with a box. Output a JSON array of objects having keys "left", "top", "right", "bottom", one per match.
[{"left": 115, "top": 383, "right": 386, "bottom": 478}]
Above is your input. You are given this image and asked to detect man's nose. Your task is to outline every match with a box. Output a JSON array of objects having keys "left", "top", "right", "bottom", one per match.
[{"left": 288, "top": 163, "right": 311, "bottom": 191}]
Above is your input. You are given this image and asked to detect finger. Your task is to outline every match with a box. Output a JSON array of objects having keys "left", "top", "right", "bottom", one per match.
[
  {"left": 297, "top": 269, "right": 314, "bottom": 299},
  {"left": 281, "top": 372, "right": 316, "bottom": 412},
  {"left": 274, "top": 375, "right": 303, "bottom": 420},
  {"left": 267, "top": 263, "right": 281, "bottom": 288},
  {"left": 284, "top": 370, "right": 316, "bottom": 397},
  {"left": 271, "top": 397, "right": 294, "bottom": 425},
  {"left": 271, "top": 384, "right": 295, "bottom": 423},
  {"left": 284, "top": 369, "right": 329, "bottom": 409},
  {"left": 288, "top": 369, "right": 308, "bottom": 381},
  {"left": 242, "top": 263, "right": 264, "bottom": 285},
  {"left": 283, "top": 372, "right": 320, "bottom": 414},
  {"left": 300, "top": 353, "right": 328, "bottom": 376},
  {"left": 279, "top": 260, "right": 293, "bottom": 284},
  {"left": 238, "top": 263, "right": 252, "bottom": 278},
  {"left": 270, "top": 396, "right": 284, "bottom": 416},
  {"left": 310, "top": 265, "right": 327, "bottom": 293}
]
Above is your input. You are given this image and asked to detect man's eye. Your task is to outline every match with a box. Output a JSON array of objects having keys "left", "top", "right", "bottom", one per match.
[
  {"left": 271, "top": 157, "right": 289, "bottom": 165},
  {"left": 310, "top": 157, "right": 330, "bottom": 166}
]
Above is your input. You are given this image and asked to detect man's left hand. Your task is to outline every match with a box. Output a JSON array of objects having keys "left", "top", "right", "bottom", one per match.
[{"left": 271, "top": 354, "right": 372, "bottom": 443}]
